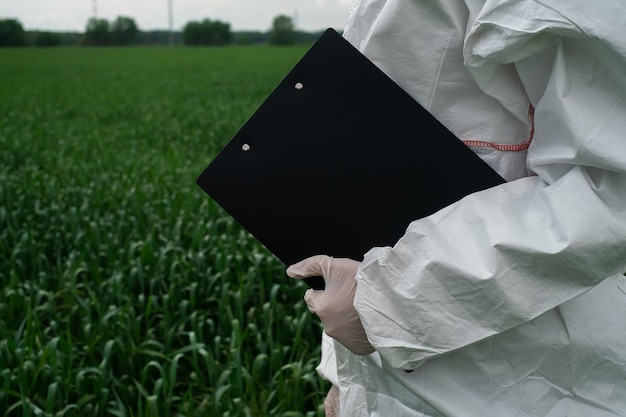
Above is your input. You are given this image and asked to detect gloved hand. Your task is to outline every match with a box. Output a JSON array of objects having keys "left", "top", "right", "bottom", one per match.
[
  {"left": 324, "top": 384, "right": 340, "bottom": 417},
  {"left": 286, "top": 255, "right": 375, "bottom": 355}
]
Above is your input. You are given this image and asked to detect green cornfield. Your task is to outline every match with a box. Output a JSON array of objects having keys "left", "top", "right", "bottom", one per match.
[{"left": 0, "top": 46, "right": 329, "bottom": 416}]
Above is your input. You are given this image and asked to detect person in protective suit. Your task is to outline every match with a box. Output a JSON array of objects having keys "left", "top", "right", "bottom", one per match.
[{"left": 287, "top": 0, "right": 626, "bottom": 416}]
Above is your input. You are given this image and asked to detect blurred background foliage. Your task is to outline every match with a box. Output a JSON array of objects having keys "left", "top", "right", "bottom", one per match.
[{"left": 0, "top": 15, "right": 327, "bottom": 47}]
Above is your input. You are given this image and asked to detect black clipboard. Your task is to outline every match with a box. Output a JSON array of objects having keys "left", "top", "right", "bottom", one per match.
[{"left": 196, "top": 28, "right": 505, "bottom": 289}]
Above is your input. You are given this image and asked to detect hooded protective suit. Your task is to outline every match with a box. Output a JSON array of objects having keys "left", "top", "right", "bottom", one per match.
[{"left": 316, "top": 0, "right": 626, "bottom": 415}]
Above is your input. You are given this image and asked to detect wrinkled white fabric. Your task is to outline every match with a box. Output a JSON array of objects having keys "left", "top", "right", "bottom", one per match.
[{"left": 319, "top": 0, "right": 626, "bottom": 416}]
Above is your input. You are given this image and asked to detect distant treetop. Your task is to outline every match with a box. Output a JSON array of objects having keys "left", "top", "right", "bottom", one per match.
[
  {"left": 0, "top": 19, "right": 27, "bottom": 47},
  {"left": 84, "top": 16, "right": 139, "bottom": 46},
  {"left": 182, "top": 19, "right": 232, "bottom": 46},
  {"left": 268, "top": 15, "right": 296, "bottom": 46}
]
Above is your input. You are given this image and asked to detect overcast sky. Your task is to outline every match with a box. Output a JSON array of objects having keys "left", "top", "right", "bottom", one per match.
[{"left": 0, "top": 0, "right": 353, "bottom": 32}]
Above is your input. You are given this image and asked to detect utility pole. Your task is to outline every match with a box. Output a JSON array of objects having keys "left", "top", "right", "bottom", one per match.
[
  {"left": 168, "top": 0, "right": 174, "bottom": 46},
  {"left": 92, "top": 0, "right": 98, "bottom": 19},
  {"left": 293, "top": 10, "right": 299, "bottom": 30}
]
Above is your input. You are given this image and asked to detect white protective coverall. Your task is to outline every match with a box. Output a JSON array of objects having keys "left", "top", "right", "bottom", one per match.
[{"left": 317, "top": 0, "right": 626, "bottom": 416}]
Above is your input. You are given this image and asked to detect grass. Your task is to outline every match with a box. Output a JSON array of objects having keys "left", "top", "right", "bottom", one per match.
[{"left": 0, "top": 46, "right": 328, "bottom": 416}]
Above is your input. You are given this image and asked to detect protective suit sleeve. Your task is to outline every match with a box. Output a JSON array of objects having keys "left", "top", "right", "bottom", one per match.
[{"left": 353, "top": 0, "right": 626, "bottom": 370}]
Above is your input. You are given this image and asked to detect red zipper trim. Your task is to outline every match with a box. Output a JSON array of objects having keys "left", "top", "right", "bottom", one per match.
[{"left": 462, "top": 104, "right": 535, "bottom": 152}]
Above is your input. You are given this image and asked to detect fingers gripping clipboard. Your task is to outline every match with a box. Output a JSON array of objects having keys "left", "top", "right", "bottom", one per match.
[{"left": 196, "top": 29, "right": 505, "bottom": 290}]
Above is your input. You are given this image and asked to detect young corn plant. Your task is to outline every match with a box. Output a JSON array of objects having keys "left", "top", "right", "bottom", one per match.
[{"left": 0, "top": 46, "right": 329, "bottom": 416}]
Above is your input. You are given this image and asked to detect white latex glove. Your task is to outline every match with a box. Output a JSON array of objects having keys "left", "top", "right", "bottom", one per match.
[
  {"left": 286, "top": 255, "right": 375, "bottom": 355},
  {"left": 324, "top": 384, "right": 340, "bottom": 417}
]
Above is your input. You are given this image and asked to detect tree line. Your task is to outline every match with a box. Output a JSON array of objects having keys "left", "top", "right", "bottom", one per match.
[{"left": 0, "top": 15, "right": 324, "bottom": 47}]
